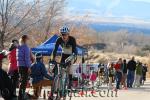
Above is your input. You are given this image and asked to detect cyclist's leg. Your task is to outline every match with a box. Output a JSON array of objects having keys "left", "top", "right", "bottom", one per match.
[
  {"left": 49, "top": 75, "right": 60, "bottom": 100},
  {"left": 60, "top": 55, "right": 70, "bottom": 98},
  {"left": 68, "top": 64, "right": 73, "bottom": 89},
  {"left": 49, "top": 65, "right": 59, "bottom": 99},
  {"left": 61, "top": 67, "right": 68, "bottom": 97},
  {"left": 52, "top": 65, "right": 59, "bottom": 93}
]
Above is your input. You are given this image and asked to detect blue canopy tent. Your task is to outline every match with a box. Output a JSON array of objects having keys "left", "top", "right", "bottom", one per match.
[{"left": 31, "top": 34, "right": 84, "bottom": 56}]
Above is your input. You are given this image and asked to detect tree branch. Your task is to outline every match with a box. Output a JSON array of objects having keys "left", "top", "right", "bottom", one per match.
[
  {"left": 5, "top": 19, "right": 41, "bottom": 40},
  {"left": 8, "top": 1, "right": 38, "bottom": 33}
]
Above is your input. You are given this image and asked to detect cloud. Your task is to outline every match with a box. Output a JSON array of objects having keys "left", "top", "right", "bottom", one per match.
[
  {"left": 67, "top": 0, "right": 150, "bottom": 25},
  {"left": 93, "top": 0, "right": 102, "bottom": 7},
  {"left": 64, "top": 14, "right": 150, "bottom": 26},
  {"left": 78, "top": 0, "right": 102, "bottom": 7},
  {"left": 105, "top": 0, "right": 121, "bottom": 17},
  {"left": 130, "top": 0, "right": 150, "bottom": 3}
]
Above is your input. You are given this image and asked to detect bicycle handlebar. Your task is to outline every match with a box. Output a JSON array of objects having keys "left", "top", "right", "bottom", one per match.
[
  {"left": 49, "top": 53, "right": 77, "bottom": 68},
  {"left": 65, "top": 53, "right": 77, "bottom": 64}
]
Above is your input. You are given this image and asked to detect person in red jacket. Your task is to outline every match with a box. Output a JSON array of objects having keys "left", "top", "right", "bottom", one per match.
[
  {"left": 114, "top": 58, "right": 123, "bottom": 91},
  {"left": 90, "top": 71, "right": 97, "bottom": 88},
  {"left": 0, "top": 50, "right": 17, "bottom": 100},
  {"left": 7, "top": 39, "right": 19, "bottom": 96}
]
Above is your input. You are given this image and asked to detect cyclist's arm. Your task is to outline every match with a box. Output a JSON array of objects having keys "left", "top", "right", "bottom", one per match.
[
  {"left": 72, "top": 37, "right": 77, "bottom": 55},
  {"left": 51, "top": 38, "right": 60, "bottom": 60},
  {"left": 72, "top": 37, "right": 77, "bottom": 63}
]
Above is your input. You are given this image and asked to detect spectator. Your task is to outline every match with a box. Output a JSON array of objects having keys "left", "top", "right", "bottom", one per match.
[
  {"left": 30, "top": 53, "right": 53, "bottom": 99},
  {"left": 0, "top": 51, "right": 4, "bottom": 67},
  {"left": 104, "top": 64, "right": 109, "bottom": 83},
  {"left": 114, "top": 58, "right": 123, "bottom": 90},
  {"left": 98, "top": 64, "right": 105, "bottom": 80},
  {"left": 108, "top": 63, "right": 115, "bottom": 89},
  {"left": 134, "top": 61, "right": 142, "bottom": 88},
  {"left": 81, "top": 73, "right": 87, "bottom": 80},
  {"left": 0, "top": 50, "right": 15, "bottom": 100},
  {"left": 90, "top": 71, "right": 97, "bottom": 88},
  {"left": 127, "top": 57, "right": 136, "bottom": 88},
  {"left": 98, "top": 63, "right": 101, "bottom": 69},
  {"left": 141, "top": 64, "right": 148, "bottom": 85},
  {"left": 17, "top": 35, "right": 32, "bottom": 100},
  {"left": 7, "top": 39, "right": 19, "bottom": 96},
  {"left": 122, "top": 59, "right": 127, "bottom": 89}
]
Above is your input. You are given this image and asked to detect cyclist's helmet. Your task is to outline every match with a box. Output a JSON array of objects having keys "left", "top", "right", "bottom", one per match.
[
  {"left": 35, "top": 52, "right": 42, "bottom": 59},
  {"left": 60, "top": 26, "right": 70, "bottom": 34}
]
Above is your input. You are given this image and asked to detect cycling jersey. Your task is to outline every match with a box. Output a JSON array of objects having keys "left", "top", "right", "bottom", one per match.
[{"left": 52, "top": 36, "right": 77, "bottom": 63}]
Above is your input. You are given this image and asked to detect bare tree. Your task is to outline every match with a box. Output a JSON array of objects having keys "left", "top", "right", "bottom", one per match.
[
  {"left": 36, "top": 0, "right": 66, "bottom": 41},
  {"left": 0, "top": 0, "right": 40, "bottom": 49},
  {"left": 0, "top": 0, "right": 66, "bottom": 49}
]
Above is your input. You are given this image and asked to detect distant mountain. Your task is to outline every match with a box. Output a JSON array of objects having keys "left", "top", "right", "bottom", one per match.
[
  {"left": 89, "top": 22, "right": 150, "bottom": 35},
  {"left": 68, "top": 0, "right": 150, "bottom": 21}
]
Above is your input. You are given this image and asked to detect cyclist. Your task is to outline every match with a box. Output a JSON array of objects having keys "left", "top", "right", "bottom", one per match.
[{"left": 51, "top": 26, "right": 77, "bottom": 97}]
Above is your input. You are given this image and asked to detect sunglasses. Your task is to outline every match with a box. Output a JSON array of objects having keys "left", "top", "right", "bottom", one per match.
[{"left": 61, "top": 34, "right": 68, "bottom": 37}]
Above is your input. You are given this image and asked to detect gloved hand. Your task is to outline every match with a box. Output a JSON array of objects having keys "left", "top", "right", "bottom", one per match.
[{"left": 49, "top": 76, "right": 54, "bottom": 80}]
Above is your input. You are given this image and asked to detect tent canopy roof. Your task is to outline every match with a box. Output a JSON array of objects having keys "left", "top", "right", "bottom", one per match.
[{"left": 31, "top": 34, "right": 85, "bottom": 56}]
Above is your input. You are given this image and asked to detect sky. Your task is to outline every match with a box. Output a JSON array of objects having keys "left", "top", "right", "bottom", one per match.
[{"left": 67, "top": 0, "right": 150, "bottom": 24}]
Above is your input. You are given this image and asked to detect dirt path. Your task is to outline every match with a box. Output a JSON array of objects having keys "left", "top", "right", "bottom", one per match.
[
  {"left": 0, "top": 80, "right": 150, "bottom": 100},
  {"left": 67, "top": 80, "right": 150, "bottom": 100}
]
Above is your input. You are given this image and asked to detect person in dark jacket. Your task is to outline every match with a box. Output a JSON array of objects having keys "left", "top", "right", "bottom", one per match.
[
  {"left": 122, "top": 59, "right": 127, "bottom": 89},
  {"left": 17, "top": 35, "right": 32, "bottom": 100},
  {"left": 108, "top": 63, "right": 115, "bottom": 89},
  {"left": 141, "top": 64, "right": 148, "bottom": 85},
  {"left": 30, "top": 53, "right": 53, "bottom": 99},
  {"left": 127, "top": 57, "right": 136, "bottom": 88},
  {"left": 7, "top": 39, "right": 19, "bottom": 96}
]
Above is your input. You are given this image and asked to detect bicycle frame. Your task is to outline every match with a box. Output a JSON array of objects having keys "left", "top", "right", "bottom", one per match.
[{"left": 50, "top": 54, "right": 76, "bottom": 100}]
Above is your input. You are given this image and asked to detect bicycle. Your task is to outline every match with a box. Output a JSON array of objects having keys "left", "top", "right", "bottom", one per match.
[{"left": 49, "top": 53, "right": 77, "bottom": 100}]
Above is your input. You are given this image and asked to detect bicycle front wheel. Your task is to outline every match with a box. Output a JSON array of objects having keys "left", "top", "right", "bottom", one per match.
[{"left": 51, "top": 76, "right": 61, "bottom": 100}]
